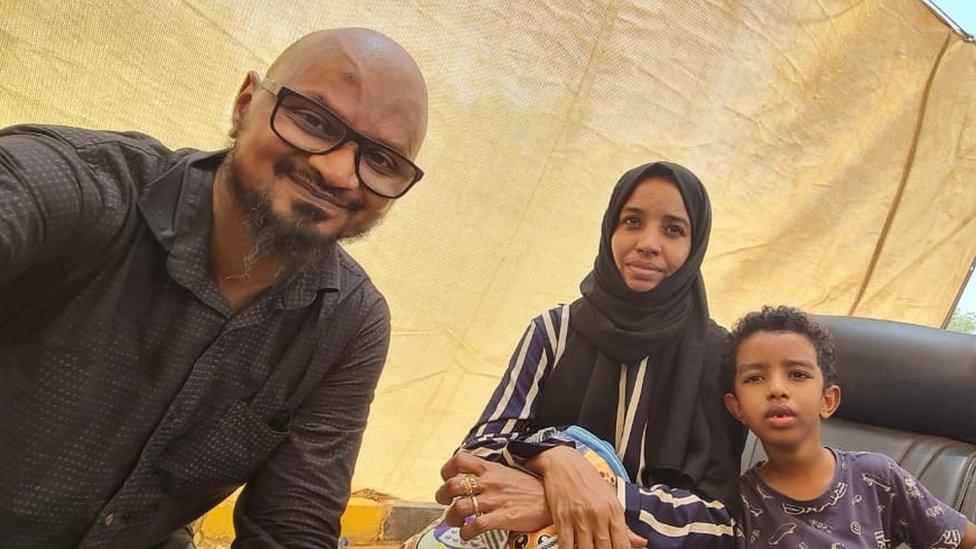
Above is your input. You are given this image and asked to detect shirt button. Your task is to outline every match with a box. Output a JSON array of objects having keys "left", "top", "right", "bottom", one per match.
[{"left": 104, "top": 513, "right": 115, "bottom": 526}]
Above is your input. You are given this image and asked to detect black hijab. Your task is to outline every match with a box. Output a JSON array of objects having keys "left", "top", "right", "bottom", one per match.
[{"left": 533, "top": 161, "right": 744, "bottom": 508}]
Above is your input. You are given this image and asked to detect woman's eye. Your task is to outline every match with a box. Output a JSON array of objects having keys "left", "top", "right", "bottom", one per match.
[
  {"left": 620, "top": 216, "right": 641, "bottom": 228},
  {"left": 664, "top": 224, "right": 686, "bottom": 237},
  {"left": 743, "top": 375, "right": 762, "bottom": 383}
]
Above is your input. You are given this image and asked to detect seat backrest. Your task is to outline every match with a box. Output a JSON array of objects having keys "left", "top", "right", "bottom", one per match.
[{"left": 739, "top": 314, "right": 976, "bottom": 521}]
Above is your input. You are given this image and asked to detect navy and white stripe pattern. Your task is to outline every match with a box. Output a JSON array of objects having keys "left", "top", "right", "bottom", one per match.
[{"left": 460, "top": 305, "right": 736, "bottom": 548}]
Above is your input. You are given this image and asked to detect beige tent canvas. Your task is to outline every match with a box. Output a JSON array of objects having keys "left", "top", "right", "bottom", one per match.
[{"left": 1, "top": 0, "right": 973, "bottom": 537}]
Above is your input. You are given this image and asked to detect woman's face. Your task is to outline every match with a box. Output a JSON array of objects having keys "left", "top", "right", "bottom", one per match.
[{"left": 611, "top": 176, "right": 692, "bottom": 292}]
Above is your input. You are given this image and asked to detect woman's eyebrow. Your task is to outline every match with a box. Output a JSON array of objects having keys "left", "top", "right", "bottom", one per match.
[{"left": 663, "top": 213, "right": 691, "bottom": 229}]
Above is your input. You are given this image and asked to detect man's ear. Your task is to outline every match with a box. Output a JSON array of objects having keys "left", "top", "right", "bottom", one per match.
[
  {"left": 229, "top": 71, "right": 261, "bottom": 139},
  {"left": 820, "top": 384, "right": 841, "bottom": 419},
  {"left": 724, "top": 392, "right": 744, "bottom": 423}
]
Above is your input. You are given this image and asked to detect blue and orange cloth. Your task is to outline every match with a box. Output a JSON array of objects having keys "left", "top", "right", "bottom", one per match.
[{"left": 403, "top": 426, "right": 625, "bottom": 549}]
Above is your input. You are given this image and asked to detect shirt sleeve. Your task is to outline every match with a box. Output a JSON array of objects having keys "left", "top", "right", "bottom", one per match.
[
  {"left": 0, "top": 130, "right": 96, "bottom": 287},
  {"left": 617, "top": 479, "right": 737, "bottom": 548},
  {"left": 459, "top": 306, "right": 575, "bottom": 467},
  {"left": 885, "top": 456, "right": 968, "bottom": 548},
  {"left": 230, "top": 295, "right": 392, "bottom": 549}
]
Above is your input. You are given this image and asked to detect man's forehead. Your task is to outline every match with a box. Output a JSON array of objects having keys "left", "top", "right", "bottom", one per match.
[{"left": 270, "top": 35, "right": 427, "bottom": 157}]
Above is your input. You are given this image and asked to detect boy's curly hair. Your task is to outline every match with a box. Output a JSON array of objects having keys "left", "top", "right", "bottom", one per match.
[{"left": 726, "top": 305, "right": 838, "bottom": 388}]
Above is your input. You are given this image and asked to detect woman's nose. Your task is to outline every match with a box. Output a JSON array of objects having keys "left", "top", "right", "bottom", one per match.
[{"left": 635, "top": 229, "right": 662, "bottom": 256}]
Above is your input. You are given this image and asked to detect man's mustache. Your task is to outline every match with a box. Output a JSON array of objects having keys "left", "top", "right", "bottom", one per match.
[{"left": 274, "top": 157, "right": 363, "bottom": 212}]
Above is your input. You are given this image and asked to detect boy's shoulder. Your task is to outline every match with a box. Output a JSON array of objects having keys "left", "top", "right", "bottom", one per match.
[
  {"left": 833, "top": 448, "right": 908, "bottom": 487},
  {"left": 835, "top": 448, "right": 897, "bottom": 472},
  {"left": 739, "top": 449, "right": 899, "bottom": 502}
]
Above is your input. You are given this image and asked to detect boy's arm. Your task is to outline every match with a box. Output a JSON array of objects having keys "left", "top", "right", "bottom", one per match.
[
  {"left": 961, "top": 520, "right": 976, "bottom": 549},
  {"left": 881, "top": 454, "right": 971, "bottom": 548}
]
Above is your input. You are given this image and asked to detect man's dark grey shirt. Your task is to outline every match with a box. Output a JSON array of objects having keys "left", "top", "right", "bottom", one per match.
[{"left": 0, "top": 125, "right": 391, "bottom": 548}]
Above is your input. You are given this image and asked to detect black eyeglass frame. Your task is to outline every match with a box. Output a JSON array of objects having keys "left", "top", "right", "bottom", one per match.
[{"left": 256, "top": 75, "right": 424, "bottom": 199}]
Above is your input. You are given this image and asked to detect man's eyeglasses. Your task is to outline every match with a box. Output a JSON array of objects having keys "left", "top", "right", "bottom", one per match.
[{"left": 255, "top": 73, "right": 423, "bottom": 198}]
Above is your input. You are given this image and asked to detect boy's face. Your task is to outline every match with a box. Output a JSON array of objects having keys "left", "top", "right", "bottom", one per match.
[{"left": 724, "top": 330, "right": 841, "bottom": 451}]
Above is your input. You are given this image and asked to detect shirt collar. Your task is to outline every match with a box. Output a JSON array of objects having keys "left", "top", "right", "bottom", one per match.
[
  {"left": 138, "top": 149, "right": 219, "bottom": 251},
  {"left": 137, "top": 150, "right": 341, "bottom": 314},
  {"left": 275, "top": 245, "right": 341, "bottom": 309}
]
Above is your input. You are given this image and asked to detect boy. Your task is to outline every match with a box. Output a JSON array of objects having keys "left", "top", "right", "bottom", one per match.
[{"left": 723, "top": 306, "right": 976, "bottom": 548}]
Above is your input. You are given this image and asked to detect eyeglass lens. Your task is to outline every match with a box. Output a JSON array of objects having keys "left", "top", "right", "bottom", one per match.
[{"left": 273, "top": 93, "right": 417, "bottom": 197}]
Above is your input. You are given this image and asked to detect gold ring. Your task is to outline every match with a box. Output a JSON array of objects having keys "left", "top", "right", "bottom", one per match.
[
  {"left": 459, "top": 474, "right": 478, "bottom": 497},
  {"left": 469, "top": 494, "right": 480, "bottom": 515}
]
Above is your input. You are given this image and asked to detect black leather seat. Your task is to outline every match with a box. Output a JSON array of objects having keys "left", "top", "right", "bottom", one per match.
[{"left": 739, "top": 315, "right": 976, "bottom": 523}]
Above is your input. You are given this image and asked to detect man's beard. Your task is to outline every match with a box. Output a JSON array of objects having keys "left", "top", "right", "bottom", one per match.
[{"left": 224, "top": 152, "right": 358, "bottom": 275}]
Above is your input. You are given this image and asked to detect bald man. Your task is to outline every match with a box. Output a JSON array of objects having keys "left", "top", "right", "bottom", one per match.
[{"left": 0, "top": 29, "right": 427, "bottom": 548}]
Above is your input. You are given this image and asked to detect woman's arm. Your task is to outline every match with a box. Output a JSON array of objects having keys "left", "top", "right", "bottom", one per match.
[
  {"left": 441, "top": 306, "right": 732, "bottom": 548},
  {"left": 616, "top": 477, "right": 736, "bottom": 548},
  {"left": 436, "top": 452, "right": 552, "bottom": 537},
  {"left": 442, "top": 307, "right": 630, "bottom": 547},
  {"left": 525, "top": 446, "right": 640, "bottom": 549},
  {"left": 440, "top": 308, "right": 645, "bottom": 548},
  {"left": 526, "top": 446, "right": 734, "bottom": 549},
  {"left": 437, "top": 452, "right": 646, "bottom": 549},
  {"left": 459, "top": 307, "right": 571, "bottom": 466},
  {"left": 435, "top": 309, "right": 565, "bottom": 535}
]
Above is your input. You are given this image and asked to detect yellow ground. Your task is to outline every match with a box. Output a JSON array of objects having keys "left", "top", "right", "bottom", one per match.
[{"left": 197, "top": 491, "right": 393, "bottom": 547}]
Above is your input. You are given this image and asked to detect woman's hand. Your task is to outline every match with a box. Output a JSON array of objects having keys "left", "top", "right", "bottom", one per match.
[
  {"left": 524, "top": 445, "right": 644, "bottom": 549},
  {"left": 436, "top": 452, "right": 552, "bottom": 540}
]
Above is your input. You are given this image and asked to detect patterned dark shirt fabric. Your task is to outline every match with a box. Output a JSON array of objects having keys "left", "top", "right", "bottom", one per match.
[
  {"left": 0, "top": 125, "right": 391, "bottom": 548},
  {"left": 737, "top": 449, "right": 967, "bottom": 548}
]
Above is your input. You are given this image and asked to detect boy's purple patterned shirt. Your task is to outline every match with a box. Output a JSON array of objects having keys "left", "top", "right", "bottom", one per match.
[{"left": 738, "top": 449, "right": 967, "bottom": 548}]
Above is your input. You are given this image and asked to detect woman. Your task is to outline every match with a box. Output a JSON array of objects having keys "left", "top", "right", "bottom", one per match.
[{"left": 434, "top": 162, "right": 746, "bottom": 548}]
